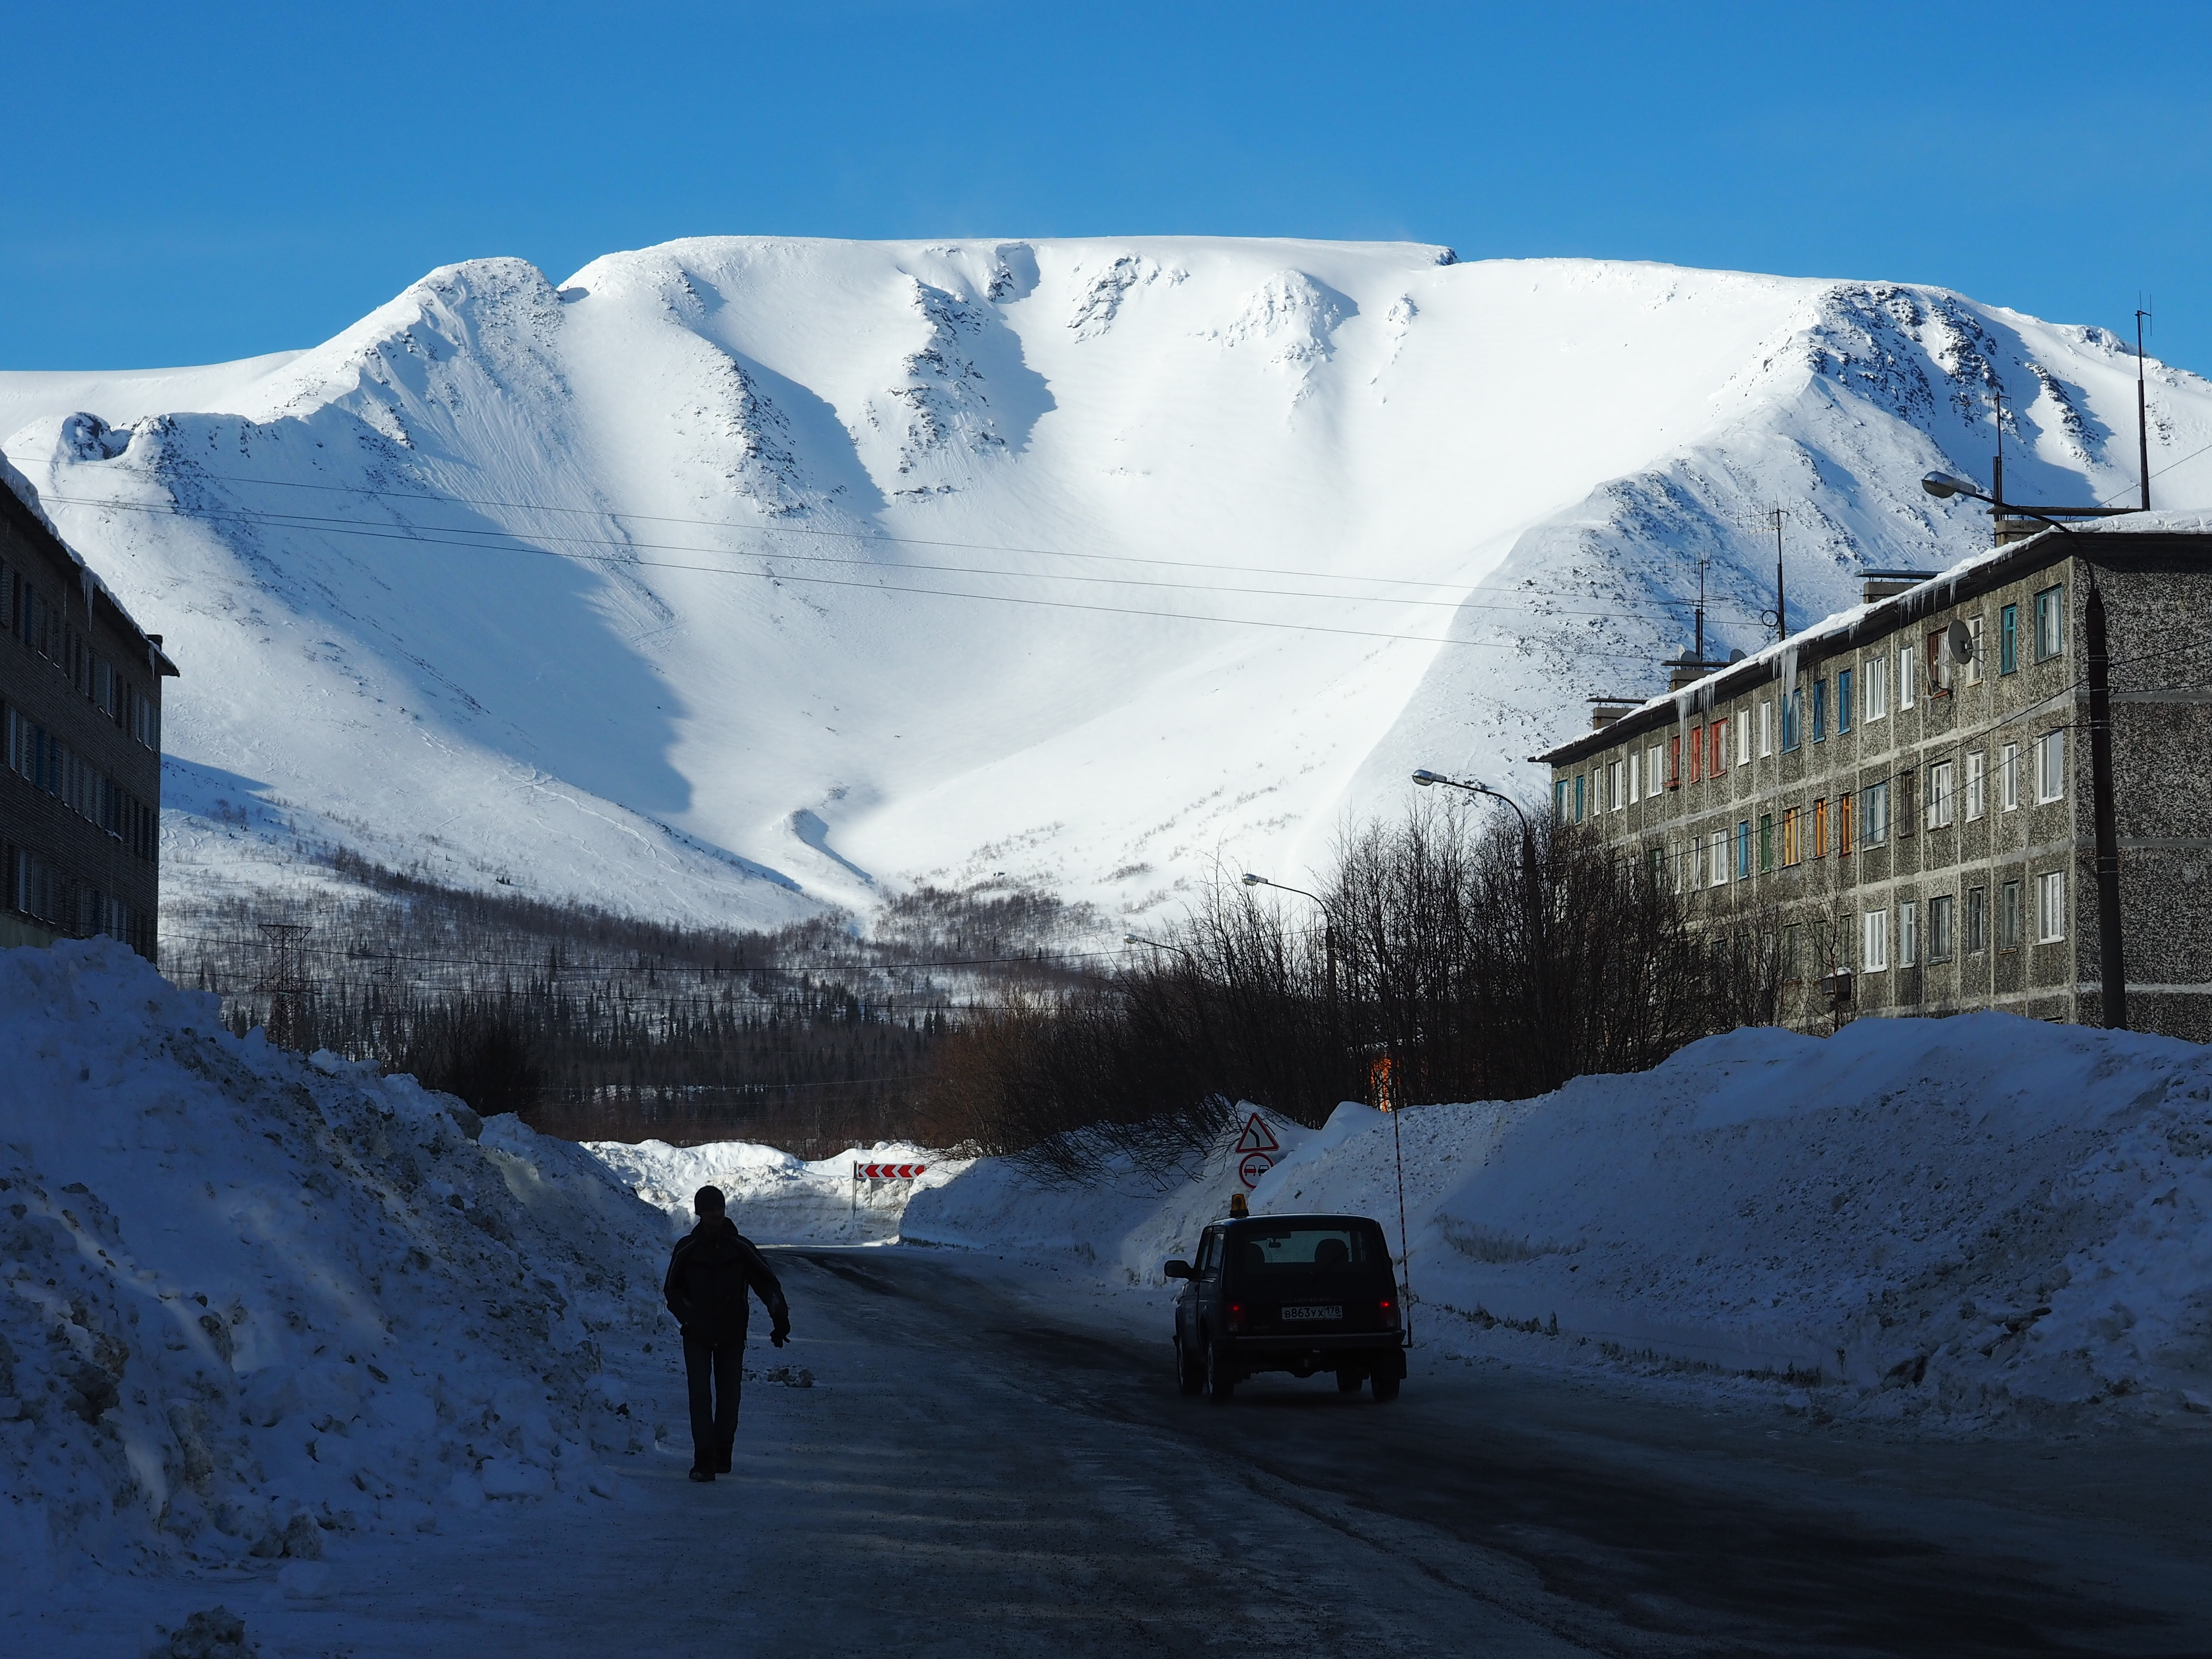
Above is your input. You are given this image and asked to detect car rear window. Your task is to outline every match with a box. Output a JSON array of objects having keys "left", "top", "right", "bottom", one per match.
[{"left": 1229, "top": 1226, "right": 1383, "bottom": 1274}]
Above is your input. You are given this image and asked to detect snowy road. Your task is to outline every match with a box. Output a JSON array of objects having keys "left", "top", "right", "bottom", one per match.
[{"left": 52, "top": 1248, "right": 2212, "bottom": 1658}]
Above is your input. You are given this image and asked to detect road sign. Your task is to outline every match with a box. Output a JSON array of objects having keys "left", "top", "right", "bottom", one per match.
[
  {"left": 854, "top": 1163, "right": 926, "bottom": 1179},
  {"left": 1237, "top": 1151, "right": 1274, "bottom": 1190},
  {"left": 1234, "top": 1113, "right": 1279, "bottom": 1154}
]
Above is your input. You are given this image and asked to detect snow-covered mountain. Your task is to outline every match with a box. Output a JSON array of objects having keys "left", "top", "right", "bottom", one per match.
[{"left": 4, "top": 238, "right": 2207, "bottom": 929}]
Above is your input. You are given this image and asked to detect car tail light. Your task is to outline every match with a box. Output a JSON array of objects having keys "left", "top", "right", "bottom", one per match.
[
  {"left": 1226, "top": 1302, "right": 1247, "bottom": 1333},
  {"left": 1379, "top": 1298, "right": 1400, "bottom": 1330}
]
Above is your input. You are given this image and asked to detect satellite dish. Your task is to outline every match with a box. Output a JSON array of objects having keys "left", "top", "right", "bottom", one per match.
[
  {"left": 1946, "top": 619, "right": 1974, "bottom": 662},
  {"left": 1727, "top": 649, "right": 1747, "bottom": 664}
]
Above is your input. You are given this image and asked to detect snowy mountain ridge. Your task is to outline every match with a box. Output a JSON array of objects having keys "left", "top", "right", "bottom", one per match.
[{"left": 3, "top": 237, "right": 2206, "bottom": 930}]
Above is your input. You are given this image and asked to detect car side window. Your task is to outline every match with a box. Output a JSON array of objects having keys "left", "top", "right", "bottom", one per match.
[{"left": 1197, "top": 1229, "right": 1220, "bottom": 1275}]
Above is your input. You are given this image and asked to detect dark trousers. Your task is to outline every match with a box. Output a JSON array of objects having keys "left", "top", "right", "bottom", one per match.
[{"left": 682, "top": 1330, "right": 745, "bottom": 1470}]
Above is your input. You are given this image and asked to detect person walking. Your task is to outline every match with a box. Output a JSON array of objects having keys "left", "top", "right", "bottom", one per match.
[{"left": 662, "top": 1184, "right": 791, "bottom": 1483}]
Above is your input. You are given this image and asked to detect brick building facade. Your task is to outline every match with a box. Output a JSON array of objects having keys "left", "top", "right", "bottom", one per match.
[
  {"left": 1538, "top": 521, "right": 2212, "bottom": 1042},
  {"left": 0, "top": 469, "right": 176, "bottom": 956}
]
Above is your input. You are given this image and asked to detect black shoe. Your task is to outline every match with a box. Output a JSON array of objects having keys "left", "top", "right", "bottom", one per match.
[{"left": 688, "top": 1466, "right": 715, "bottom": 1483}]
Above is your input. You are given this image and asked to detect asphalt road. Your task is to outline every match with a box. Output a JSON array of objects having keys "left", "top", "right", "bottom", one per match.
[{"left": 43, "top": 1246, "right": 2212, "bottom": 1658}]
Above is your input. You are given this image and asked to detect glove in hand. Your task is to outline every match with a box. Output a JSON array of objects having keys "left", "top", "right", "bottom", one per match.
[{"left": 771, "top": 1327, "right": 790, "bottom": 1348}]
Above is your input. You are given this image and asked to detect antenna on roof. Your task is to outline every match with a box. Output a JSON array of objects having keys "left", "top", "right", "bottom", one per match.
[
  {"left": 1768, "top": 507, "right": 1787, "bottom": 643},
  {"left": 2137, "top": 299, "right": 2153, "bottom": 512}
]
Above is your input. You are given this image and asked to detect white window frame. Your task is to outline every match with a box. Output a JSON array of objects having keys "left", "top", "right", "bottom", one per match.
[
  {"left": 1863, "top": 780, "right": 1889, "bottom": 845},
  {"left": 1929, "top": 893, "right": 1955, "bottom": 962},
  {"left": 1964, "top": 616, "right": 1985, "bottom": 685},
  {"left": 1898, "top": 646, "right": 1916, "bottom": 710},
  {"left": 1627, "top": 750, "right": 1640, "bottom": 804},
  {"left": 2034, "top": 730, "right": 2066, "bottom": 804},
  {"left": 1608, "top": 758, "right": 1623, "bottom": 811},
  {"left": 1757, "top": 701, "right": 1773, "bottom": 757},
  {"left": 2000, "top": 742, "right": 2020, "bottom": 811},
  {"left": 1864, "top": 656, "right": 1888, "bottom": 721},
  {"left": 2035, "top": 586, "right": 2065, "bottom": 661},
  {"left": 2036, "top": 870, "right": 2067, "bottom": 942},
  {"left": 1708, "top": 829, "right": 1729, "bottom": 888},
  {"left": 1926, "top": 759, "right": 1955, "bottom": 829},
  {"left": 1899, "top": 900, "right": 1918, "bottom": 967},
  {"left": 1737, "top": 709, "right": 1751, "bottom": 767},
  {"left": 1965, "top": 750, "right": 1986, "bottom": 821},
  {"left": 1862, "top": 910, "right": 1889, "bottom": 972},
  {"left": 1647, "top": 743, "right": 1664, "bottom": 792}
]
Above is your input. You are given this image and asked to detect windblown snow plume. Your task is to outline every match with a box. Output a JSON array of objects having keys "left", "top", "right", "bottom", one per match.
[{"left": 0, "top": 940, "right": 670, "bottom": 1610}]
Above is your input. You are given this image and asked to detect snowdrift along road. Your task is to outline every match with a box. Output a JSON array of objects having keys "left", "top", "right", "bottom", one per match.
[
  {"left": 585, "top": 1135, "right": 971, "bottom": 1245},
  {"left": 5, "top": 239, "right": 2210, "bottom": 926},
  {"left": 905, "top": 1015, "right": 2212, "bottom": 1429},
  {"left": 0, "top": 939, "right": 674, "bottom": 1613}
]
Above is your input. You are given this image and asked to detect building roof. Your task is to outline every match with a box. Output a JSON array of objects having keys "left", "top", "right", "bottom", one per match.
[
  {"left": 0, "top": 456, "right": 180, "bottom": 678},
  {"left": 1535, "top": 510, "right": 2212, "bottom": 769}
]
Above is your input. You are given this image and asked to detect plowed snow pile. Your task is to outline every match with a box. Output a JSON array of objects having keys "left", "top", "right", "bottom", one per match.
[
  {"left": 586, "top": 1138, "right": 971, "bottom": 1243},
  {"left": 907, "top": 1015, "right": 2212, "bottom": 1428},
  {"left": 0, "top": 939, "right": 670, "bottom": 1615}
]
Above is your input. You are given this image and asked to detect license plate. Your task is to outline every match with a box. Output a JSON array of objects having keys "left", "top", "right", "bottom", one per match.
[{"left": 1280, "top": 1305, "right": 1342, "bottom": 1322}]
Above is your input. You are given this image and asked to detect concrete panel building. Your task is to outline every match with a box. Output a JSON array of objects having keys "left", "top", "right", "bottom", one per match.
[
  {"left": 1538, "top": 518, "right": 2212, "bottom": 1041},
  {"left": 0, "top": 465, "right": 177, "bottom": 955}
]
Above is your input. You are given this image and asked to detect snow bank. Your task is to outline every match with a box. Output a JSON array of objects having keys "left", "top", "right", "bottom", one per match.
[
  {"left": 0, "top": 939, "right": 670, "bottom": 1613},
  {"left": 912, "top": 1016, "right": 2212, "bottom": 1428},
  {"left": 901, "top": 1111, "right": 1310, "bottom": 1280},
  {"left": 586, "top": 1138, "right": 972, "bottom": 1245}
]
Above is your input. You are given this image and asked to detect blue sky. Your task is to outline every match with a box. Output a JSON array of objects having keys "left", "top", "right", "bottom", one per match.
[{"left": 4, "top": 1, "right": 2207, "bottom": 372}]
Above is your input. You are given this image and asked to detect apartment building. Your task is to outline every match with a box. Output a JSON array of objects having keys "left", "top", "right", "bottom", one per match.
[
  {"left": 0, "top": 466, "right": 177, "bottom": 956},
  {"left": 1537, "top": 519, "right": 2212, "bottom": 1041}
]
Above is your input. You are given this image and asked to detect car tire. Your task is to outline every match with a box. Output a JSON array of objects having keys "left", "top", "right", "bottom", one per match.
[
  {"left": 1370, "top": 1368, "right": 1402, "bottom": 1403},
  {"left": 1175, "top": 1337, "right": 1203, "bottom": 1396},
  {"left": 1335, "top": 1368, "right": 1364, "bottom": 1393},
  {"left": 1204, "top": 1338, "right": 1236, "bottom": 1404}
]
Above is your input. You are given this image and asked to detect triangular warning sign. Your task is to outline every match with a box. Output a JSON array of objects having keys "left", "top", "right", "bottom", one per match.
[{"left": 1235, "top": 1113, "right": 1279, "bottom": 1154}]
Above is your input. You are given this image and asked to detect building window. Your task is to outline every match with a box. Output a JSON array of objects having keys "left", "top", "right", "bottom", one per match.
[
  {"left": 1898, "top": 646, "right": 1916, "bottom": 710},
  {"left": 1758, "top": 814, "right": 1774, "bottom": 873},
  {"left": 2000, "top": 742, "right": 2020, "bottom": 810},
  {"left": 2037, "top": 871, "right": 2066, "bottom": 941},
  {"left": 1895, "top": 769, "right": 1916, "bottom": 838},
  {"left": 1781, "top": 805, "right": 1802, "bottom": 866},
  {"left": 1929, "top": 893, "right": 1956, "bottom": 962},
  {"left": 1608, "top": 758, "right": 1623, "bottom": 811},
  {"left": 1758, "top": 700, "right": 1773, "bottom": 757},
  {"left": 1862, "top": 780, "right": 1889, "bottom": 845},
  {"left": 1813, "top": 796, "right": 1830, "bottom": 858},
  {"left": 2034, "top": 730, "right": 2066, "bottom": 803},
  {"left": 1669, "top": 735, "right": 1683, "bottom": 789},
  {"left": 1812, "top": 678, "right": 1827, "bottom": 742},
  {"left": 1864, "top": 656, "right": 1888, "bottom": 721},
  {"left": 1708, "top": 721, "right": 1727, "bottom": 778},
  {"left": 1646, "top": 846, "right": 1664, "bottom": 888},
  {"left": 2034, "top": 585, "right": 2065, "bottom": 661},
  {"left": 2000, "top": 879, "right": 2023, "bottom": 950},
  {"left": 1628, "top": 751, "right": 1640, "bottom": 803},
  {"left": 1927, "top": 760, "right": 1955, "bottom": 829},
  {"left": 1709, "top": 829, "right": 1729, "bottom": 888},
  {"left": 1736, "top": 710, "right": 1751, "bottom": 767},
  {"left": 1556, "top": 780, "right": 1569, "bottom": 821},
  {"left": 1689, "top": 726, "right": 1704, "bottom": 783},
  {"left": 1838, "top": 791, "right": 1854, "bottom": 856},
  {"left": 1926, "top": 629, "right": 1953, "bottom": 697},
  {"left": 1736, "top": 819, "right": 1752, "bottom": 880},
  {"left": 1965, "top": 751, "right": 1986, "bottom": 820},
  {"left": 1837, "top": 667, "right": 1853, "bottom": 733},
  {"left": 1782, "top": 922, "right": 1803, "bottom": 981},
  {"left": 1781, "top": 690, "right": 1801, "bottom": 751},
  {"left": 1999, "top": 603, "right": 2019, "bottom": 674},
  {"left": 1964, "top": 616, "right": 1984, "bottom": 685},
  {"left": 1862, "top": 910, "right": 1888, "bottom": 972},
  {"left": 1899, "top": 900, "right": 1919, "bottom": 967},
  {"left": 1967, "top": 886, "right": 1987, "bottom": 954},
  {"left": 1574, "top": 774, "right": 1586, "bottom": 822}
]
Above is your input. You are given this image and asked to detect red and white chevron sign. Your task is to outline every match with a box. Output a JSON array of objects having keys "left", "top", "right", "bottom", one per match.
[{"left": 854, "top": 1162, "right": 927, "bottom": 1179}]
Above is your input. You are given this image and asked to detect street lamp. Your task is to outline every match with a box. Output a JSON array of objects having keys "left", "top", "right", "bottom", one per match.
[
  {"left": 1243, "top": 872, "right": 1340, "bottom": 1022},
  {"left": 1919, "top": 472, "right": 2076, "bottom": 537},
  {"left": 1410, "top": 765, "right": 1549, "bottom": 1061},
  {"left": 1122, "top": 931, "right": 1194, "bottom": 962}
]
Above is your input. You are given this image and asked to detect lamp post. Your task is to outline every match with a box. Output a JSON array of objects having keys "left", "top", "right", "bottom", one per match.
[
  {"left": 1411, "top": 767, "right": 1550, "bottom": 1055},
  {"left": 1241, "top": 872, "right": 1338, "bottom": 1014}
]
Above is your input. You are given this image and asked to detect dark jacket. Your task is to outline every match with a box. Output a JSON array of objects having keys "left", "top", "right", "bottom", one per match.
[{"left": 664, "top": 1218, "right": 789, "bottom": 1345}]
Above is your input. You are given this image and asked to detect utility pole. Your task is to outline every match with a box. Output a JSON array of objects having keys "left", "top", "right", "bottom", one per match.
[
  {"left": 1770, "top": 508, "right": 1787, "bottom": 642},
  {"left": 2137, "top": 306, "right": 2153, "bottom": 512},
  {"left": 253, "top": 921, "right": 314, "bottom": 1050}
]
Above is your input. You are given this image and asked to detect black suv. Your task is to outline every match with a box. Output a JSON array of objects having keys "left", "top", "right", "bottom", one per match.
[{"left": 1165, "top": 1213, "right": 1407, "bottom": 1402}]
